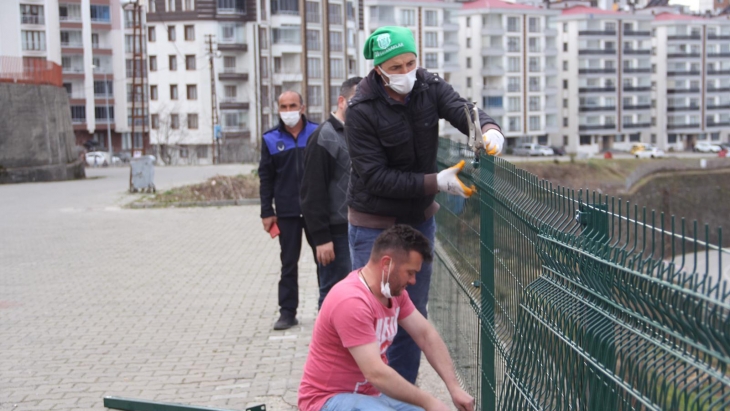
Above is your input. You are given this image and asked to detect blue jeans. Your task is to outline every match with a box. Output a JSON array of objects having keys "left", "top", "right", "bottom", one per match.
[
  {"left": 318, "top": 233, "right": 352, "bottom": 309},
  {"left": 322, "top": 393, "right": 424, "bottom": 411},
  {"left": 348, "top": 217, "right": 436, "bottom": 384}
]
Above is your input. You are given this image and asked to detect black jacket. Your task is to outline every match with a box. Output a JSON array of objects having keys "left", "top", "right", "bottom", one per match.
[
  {"left": 259, "top": 116, "right": 320, "bottom": 218},
  {"left": 300, "top": 114, "right": 350, "bottom": 245},
  {"left": 345, "top": 68, "right": 500, "bottom": 224}
]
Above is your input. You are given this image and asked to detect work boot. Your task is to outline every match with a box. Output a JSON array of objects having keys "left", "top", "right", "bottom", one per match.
[{"left": 273, "top": 314, "right": 298, "bottom": 330}]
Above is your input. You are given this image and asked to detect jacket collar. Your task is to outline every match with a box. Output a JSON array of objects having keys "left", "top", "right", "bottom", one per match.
[{"left": 327, "top": 113, "right": 345, "bottom": 131}]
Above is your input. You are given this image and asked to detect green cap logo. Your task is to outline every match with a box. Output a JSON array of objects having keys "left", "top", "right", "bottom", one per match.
[{"left": 377, "top": 33, "right": 391, "bottom": 49}]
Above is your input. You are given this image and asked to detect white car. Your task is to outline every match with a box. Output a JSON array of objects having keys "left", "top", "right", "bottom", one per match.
[
  {"left": 694, "top": 142, "right": 721, "bottom": 153},
  {"left": 85, "top": 152, "right": 121, "bottom": 167},
  {"left": 635, "top": 146, "right": 665, "bottom": 159},
  {"left": 513, "top": 143, "right": 555, "bottom": 156}
]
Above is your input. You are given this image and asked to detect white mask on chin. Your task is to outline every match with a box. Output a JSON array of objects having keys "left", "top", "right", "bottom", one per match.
[
  {"left": 381, "top": 259, "right": 393, "bottom": 299},
  {"left": 379, "top": 66, "right": 417, "bottom": 95},
  {"left": 280, "top": 111, "right": 301, "bottom": 127}
]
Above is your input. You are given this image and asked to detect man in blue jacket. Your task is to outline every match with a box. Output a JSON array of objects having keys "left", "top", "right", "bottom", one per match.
[{"left": 259, "top": 91, "right": 320, "bottom": 330}]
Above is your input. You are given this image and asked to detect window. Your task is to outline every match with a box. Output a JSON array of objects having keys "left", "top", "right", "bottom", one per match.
[
  {"left": 225, "top": 85, "right": 237, "bottom": 98},
  {"left": 308, "top": 58, "right": 321, "bottom": 78},
  {"left": 329, "top": 3, "right": 343, "bottom": 24},
  {"left": 185, "top": 55, "right": 196, "bottom": 70},
  {"left": 21, "top": 30, "right": 45, "bottom": 51},
  {"left": 187, "top": 85, "right": 197, "bottom": 100},
  {"left": 197, "top": 145, "right": 208, "bottom": 159},
  {"left": 90, "top": 5, "right": 110, "bottom": 22},
  {"left": 529, "top": 57, "right": 540, "bottom": 72},
  {"left": 306, "top": 1, "right": 320, "bottom": 23},
  {"left": 20, "top": 4, "right": 45, "bottom": 24},
  {"left": 306, "top": 30, "right": 321, "bottom": 51},
  {"left": 466, "top": 57, "right": 471, "bottom": 69},
  {"left": 168, "top": 26, "right": 176, "bottom": 41},
  {"left": 529, "top": 17, "right": 540, "bottom": 33},
  {"left": 425, "top": 32, "right": 438, "bottom": 48},
  {"left": 223, "top": 56, "right": 236, "bottom": 73},
  {"left": 70, "top": 106, "right": 86, "bottom": 122},
  {"left": 167, "top": 0, "right": 176, "bottom": 11},
  {"left": 466, "top": 17, "right": 471, "bottom": 28},
  {"left": 184, "top": 25, "right": 195, "bottom": 41},
  {"left": 467, "top": 38, "right": 472, "bottom": 48},
  {"left": 169, "top": 55, "right": 177, "bottom": 71},
  {"left": 562, "top": 60, "right": 568, "bottom": 71},
  {"left": 330, "top": 31, "right": 343, "bottom": 52},
  {"left": 528, "top": 37, "right": 540, "bottom": 53},
  {"left": 466, "top": 77, "right": 472, "bottom": 88},
  {"left": 150, "top": 85, "right": 158, "bottom": 100},
  {"left": 218, "top": 0, "right": 245, "bottom": 14},
  {"left": 508, "top": 77, "right": 520, "bottom": 92},
  {"left": 563, "top": 79, "right": 568, "bottom": 89},
  {"left": 425, "top": 10, "right": 438, "bottom": 27},
  {"left": 170, "top": 114, "right": 180, "bottom": 129},
  {"left": 529, "top": 116, "right": 540, "bottom": 131},
  {"left": 260, "top": 57, "right": 268, "bottom": 78},
  {"left": 93, "top": 80, "right": 112, "bottom": 96},
  {"left": 149, "top": 56, "right": 157, "bottom": 71},
  {"left": 187, "top": 114, "right": 198, "bottom": 129},
  {"left": 94, "top": 106, "right": 114, "bottom": 122},
  {"left": 563, "top": 117, "right": 569, "bottom": 127},
  {"left": 348, "top": 58, "right": 357, "bottom": 75},
  {"left": 184, "top": 0, "right": 195, "bottom": 11},
  {"left": 507, "top": 17, "right": 520, "bottom": 32},
  {"left": 400, "top": 9, "right": 415, "bottom": 26},
  {"left": 529, "top": 96, "right": 540, "bottom": 111},
  {"left": 259, "top": 27, "right": 268, "bottom": 49},
  {"left": 508, "top": 116, "right": 521, "bottom": 132},
  {"left": 273, "top": 57, "right": 282, "bottom": 73},
  {"left": 563, "top": 22, "right": 568, "bottom": 33},
  {"left": 170, "top": 84, "right": 178, "bottom": 100},
  {"left": 307, "top": 85, "right": 322, "bottom": 106},
  {"left": 580, "top": 135, "right": 591, "bottom": 145},
  {"left": 425, "top": 53, "right": 438, "bottom": 69},
  {"left": 507, "top": 37, "right": 520, "bottom": 52},
  {"left": 508, "top": 57, "right": 521, "bottom": 73},
  {"left": 331, "top": 59, "right": 344, "bottom": 79},
  {"left": 148, "top": 27, "right": 156, "bottom": 42},
  {"left": 508, "top": 97, "right": 521, "bottom": 112},
  {"left": 563, "top": 99, "right": 568, "bottom": 108},
  {"left": 529, "top": 77, "right": 540, "bottom": 92},
  {"left": 151, "top": 114, "right": 159, "bottom": 129},
  {"left": 563, "top": 42, "right": 568, "bottom": 52}
]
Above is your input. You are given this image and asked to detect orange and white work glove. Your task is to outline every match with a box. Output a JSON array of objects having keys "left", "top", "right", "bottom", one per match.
[
  {"left": 437, "top": 160, "right": 476, "bottom": 198},
  {"left": 482, "top": 129, "right": 505, "bottom": 156}
]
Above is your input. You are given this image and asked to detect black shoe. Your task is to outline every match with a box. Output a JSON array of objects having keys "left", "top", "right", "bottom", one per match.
[{"left": 273, "top": 315, "right": 298, "bottom": 330}]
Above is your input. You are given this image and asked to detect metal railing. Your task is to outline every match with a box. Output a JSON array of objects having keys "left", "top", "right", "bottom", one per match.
[
  {"left": 0, "top": 56, "right": 62, "bottom": 87},
  {"left": 431, "top": 138, "right": 729, "bottom": 411}
]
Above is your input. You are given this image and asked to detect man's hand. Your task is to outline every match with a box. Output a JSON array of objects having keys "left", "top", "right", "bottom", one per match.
[
  {"left": 482, "top": 129, "right": 505, "bottom": 156},
  {"left": 316, "top": 242, "right": 335, "bottom": 266},
  {"left": 449, "top": 387, "right": 475, "bottom": 411},
  {"left": 437, "top": 160, "right": 476, "bottom": 198},
  {"left": 262, "top": 216, "right": 277, "bottom": 233}
]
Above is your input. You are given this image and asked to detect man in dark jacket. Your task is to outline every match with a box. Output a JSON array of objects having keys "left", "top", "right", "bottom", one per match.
[
  {"left": 259, "top": 90, "right": 320, "bottom": 330},
  {"left": 345, "top": 26, "right": 505, "bottom": 383},
  {"left": 300, "top": 77, "right": 362, "bottom": 309}
]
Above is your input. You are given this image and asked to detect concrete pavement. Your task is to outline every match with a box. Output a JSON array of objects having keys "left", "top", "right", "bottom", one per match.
[{"left": 0, "top": 165, "right": 452, "bottom": 411}]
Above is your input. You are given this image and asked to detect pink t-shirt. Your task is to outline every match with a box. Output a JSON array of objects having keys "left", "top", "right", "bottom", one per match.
[{"left": 298, "top": 270, "right": 416, "bottom": 411}]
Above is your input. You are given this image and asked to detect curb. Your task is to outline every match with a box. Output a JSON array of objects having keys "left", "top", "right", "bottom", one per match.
[{"left": 129, "top": 198, "right": 261, "bottom": 209}]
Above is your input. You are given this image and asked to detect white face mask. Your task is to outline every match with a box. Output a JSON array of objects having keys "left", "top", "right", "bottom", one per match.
[
  {"left": 280, "top": 111, "right": 301, "bottom": 128},
  {"left": 379, "top": 66, "right": 417, "bottom": 95},
  {"left": 381, "top": 259, "right": 393, "bottom": 299}
]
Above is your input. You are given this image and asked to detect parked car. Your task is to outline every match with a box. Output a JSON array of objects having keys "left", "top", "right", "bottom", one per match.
[
  {"left": 550, "top": 146, "right": 567, "bottom": 156},
  {"left": 694, "top": 141, "right": 722, "bottom": 153},
  {"left": 85, "top": 151, "right": 121, "bottom": 167},
  {"left": 513, "top": 143, "right": 554, "bottom": 156},
  {"left": 630, "top": 143, "right": 647, "bottom": 155},
  {"left": 113, "top": 151, "right": 132, "bottom": 163},
  {"left": 635, "top": 146, "right": 665, "bottom": 159}
]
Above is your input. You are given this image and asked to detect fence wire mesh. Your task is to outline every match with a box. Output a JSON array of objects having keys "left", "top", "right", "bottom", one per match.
[{"left": 432, "top": 138, "right": 729, "bottom": 411}]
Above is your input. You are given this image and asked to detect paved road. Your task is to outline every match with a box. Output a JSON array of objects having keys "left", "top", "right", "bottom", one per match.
[{"left": 0, "top": 165, "right": 451, "bottom": 411}]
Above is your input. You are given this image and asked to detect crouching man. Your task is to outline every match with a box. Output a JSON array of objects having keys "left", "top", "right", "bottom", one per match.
[{"left": 298, "top": 225, "right": 474, "bottom": 411}]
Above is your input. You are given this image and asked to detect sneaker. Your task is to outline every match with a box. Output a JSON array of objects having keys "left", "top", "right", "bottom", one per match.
[{"left": 273, "top": 315, "right": 298, "bottom": 330}]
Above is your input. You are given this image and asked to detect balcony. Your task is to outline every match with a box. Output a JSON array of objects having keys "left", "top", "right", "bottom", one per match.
[
  {"left": 544, "top": 47, "right": 558, "bottom": 56},
  {"left": 623, "top": 122, "right": 651, "bottom": 129},
  {"left": 442, "top": 42, "right": 459, "bottom": 53},
  {"left": 62, "top": 66, "right": 85, "bottom": 74},
  {"left": 623, "top": 30, "right": 650, "bottom": 36},
  {"left": 71, "top": 116, "right": 86, "bottom": 124},
  {"left": 481, "top": 47, "right": 505, "bottom": 56},
  {"left": 218, "top": 71, "right": 249, "bottom": 81},
  {"left": 482, "top": 86, "right": 505, "bottom": 96},
  {"left": 544, "top": 66, "right": 558, "bottom": 75},
  {"left": 443, "top": 62, "right": 459, "bottom": 73},
  {"left": 708, "top": 69, "right": 730, "bottom": 76},
  {"left": 623, "top": 67, "right": 651, "bottom": 74},
  {"left": 221, "top": 123, "right": 249, "bottom": 132},
  {"left": 707, "top": 87, "right": 730, "bottom": 93},
  {"left": 667, "top": 123, "right": 700, "bottom": 130},
  {"left": 667, "top": 88, "right": 701, "bottom": 94},
  {"left": 668, "top": 53, "right": 701, "bottom": 58},
  {"left": 668, "top": 34, "right": 701, "bottom": 40},
  {"left": 579, "top": 106, "right": 616, "bottom": 112},
  {"left": 667, "top": 105, "right": 700, "bottom": 112},
  {"left": 707, "top": 104, "right": 730, "bottom": 110},
  {"left": 623, "top": 104, "right": 651, "bottom": 111},
  {"left": 623, "top": 86, "right": 652, "bottom": 92},
  {"left": 218, "top": 41, "right": 248, "bottom": 52},
  {"left": 579, "top": 124, "right": 616, "bottom": 131},
  {"left": 578, "top": 87, "right": 616, "bottom": 93},
  {"left": 544, "top": 27, "right": 558, "bottom": 36},
  {"left": 61, "top": 41, "right": 83, "bottom": 49},
  {"left": 21, "top": 15, "right": 45, "bottom": 25},
  {"left": 481, "top": 26, "right": 504, "bottom": 35},
  {"left": 707, "top": 52, "right": 730, "bottom": 58},
  {"left": 219, "top": 101, "right": 250, "bottom": 110},
  {"left": 485, "top": 106, "right": 504, "bottom": 116},
  {"left": 481, "top": 66, "right": 504, "bottom": 76},
  {"left": 579, "top": 30, "right": 616, "bottom": 36},
  {"left": 578, "top": 49, "right": 616, "bottom": 55},
  {"left": 59, "top": 15, "right": 82, "bottom": 23},
  {"left": 707, "top": 121, "right": 730, "bottom": 128},
  {"left": 667, "top": 70, "right": 700, "bottom": 76},
  {"left": 578, "top": 68, "right": 616, "bottom": 74},
  {"left": 708, "top": 34, "right": 730, "bottom": 40},
  {"left": 623, "top": 48, "right": 651, "bottom": 55}
]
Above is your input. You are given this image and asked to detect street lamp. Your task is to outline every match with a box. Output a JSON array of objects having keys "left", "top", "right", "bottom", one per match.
[{"left": 92, "top": 63, "right": 113, "bottom": 164}]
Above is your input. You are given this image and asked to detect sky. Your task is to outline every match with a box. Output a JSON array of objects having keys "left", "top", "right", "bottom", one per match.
[{"left": 670, "top": 0, "right": 701, "bottom": 11}]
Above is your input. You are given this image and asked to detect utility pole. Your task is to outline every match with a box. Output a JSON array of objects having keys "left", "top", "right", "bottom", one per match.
[
  {"left": 206, "top": 34, "right": 219, "bottom": 164},
  {"left": 299, "top": 0, "right": 308, "bottom": 112},
  {"left": 126, "top": 0, "right": 147, "bottom": 156},
  {"left": 322, "top": 0, "right": 330, "bottom": 112},
  {"left": 104, "top": 71, "right": 112, "bottom": 161}
]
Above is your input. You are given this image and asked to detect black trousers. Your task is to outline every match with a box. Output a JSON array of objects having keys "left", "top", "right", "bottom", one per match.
[{"left": 277, "top": 216, "right": 317, "bottom": 318}]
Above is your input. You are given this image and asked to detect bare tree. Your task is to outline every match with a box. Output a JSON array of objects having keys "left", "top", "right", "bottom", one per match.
[{"left": 151, "top": 103, "right": 189, "bottom": 165}]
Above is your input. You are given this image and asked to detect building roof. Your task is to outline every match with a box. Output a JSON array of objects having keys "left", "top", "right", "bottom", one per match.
[
  {"left": 463, "top": 0, "right": 538, "bottom": 11},
  {"left": 644, "top": 0, "right": 669, "bottom": 8},
  {"left": 561, "top": 5, "right": 625, "bottom": 16},
  {"left": 653, "top": 12, "right": 705, "bottom": 21}
]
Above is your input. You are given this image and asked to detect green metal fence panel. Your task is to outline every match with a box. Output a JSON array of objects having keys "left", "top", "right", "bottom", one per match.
[{"left": 432, "top": 138, "right": 729, "bottom": 411}]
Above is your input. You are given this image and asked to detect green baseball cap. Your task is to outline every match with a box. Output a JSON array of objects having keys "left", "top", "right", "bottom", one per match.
[{"left": 363, "top": 26, "right": 418, "bottom": 67}]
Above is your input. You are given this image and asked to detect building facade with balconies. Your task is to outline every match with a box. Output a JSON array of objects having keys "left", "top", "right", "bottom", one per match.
[
  {"left": 651, "top": 12, "right": 730, "bottom": 151},
  {"left": 558, "top": 6, "right": 653, "bottom": 155},
  {"left": 0, "top": 0, "right": 62, "bottom": 66},
  {"left": 455, "top": 0, "right": 561, "bottom": 148}
]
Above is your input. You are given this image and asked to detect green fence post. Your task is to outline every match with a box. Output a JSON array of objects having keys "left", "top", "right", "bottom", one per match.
[{"left": 480, "top": 156, "right": 496, "bottom": 411}]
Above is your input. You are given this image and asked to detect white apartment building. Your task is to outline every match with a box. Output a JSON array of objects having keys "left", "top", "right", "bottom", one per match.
[
  {"left": 147, "top": 0, "right": 256, "bottom": 164},
  {"left": 557, "top": 6, "right": 653, "bottom": 155},
  {"left": 0, "top": 0, "right": 61, "bottom": 65},
  {"left": 455, "top": 0, "right": 561, "bottom": 147},
  {"left": 651, "top": 12, "right": 730, "bottom": 151}
]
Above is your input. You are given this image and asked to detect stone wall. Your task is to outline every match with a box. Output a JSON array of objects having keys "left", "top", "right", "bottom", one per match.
[{"left": 0, "top": 82, "right": 85, "bottom": 183}]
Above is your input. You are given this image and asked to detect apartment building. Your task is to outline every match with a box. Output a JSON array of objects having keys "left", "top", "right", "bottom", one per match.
[
  {"left": 651, "top": 12, "right": 730, "bottom": 151},
  {"left": 557, "top": 6, "right": 653, "bottom": 155},
  {"left": 454, "top": 0, "right": 560, "bottom": 147},
  {"left": 0, "top": 0, "right": 61, "bottom": 65}
]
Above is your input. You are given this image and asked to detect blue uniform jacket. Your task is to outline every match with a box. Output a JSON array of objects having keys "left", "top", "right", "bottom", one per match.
[{"left": 259, "top": 116, "right": 319, "bottom": 218}]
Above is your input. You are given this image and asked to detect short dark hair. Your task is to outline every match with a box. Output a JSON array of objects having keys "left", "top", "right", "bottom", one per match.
[
  {"left": 278, "top": 90, "right": 303, "bottom": 106},
  {"left": 339, "top": 76, "right": 363, "bottom": 99},
  {"left": 371, "top": 225, "right": 433, "bottom": 264}
]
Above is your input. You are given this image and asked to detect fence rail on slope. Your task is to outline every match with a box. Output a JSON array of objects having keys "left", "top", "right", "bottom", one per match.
[{"left": 431, "top": 138, "right": 729, "bottom": 411}]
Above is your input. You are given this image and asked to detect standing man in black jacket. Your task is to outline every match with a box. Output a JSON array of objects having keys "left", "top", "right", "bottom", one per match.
[
  {"left": 300, "top": 77, "right": 362, "bottom": 309},
  {"left": 259, "top": 91, "right": 320, "bottom": 330},
  {"left": 345, "top": 26, "right": 505, "bottom": 383}
]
